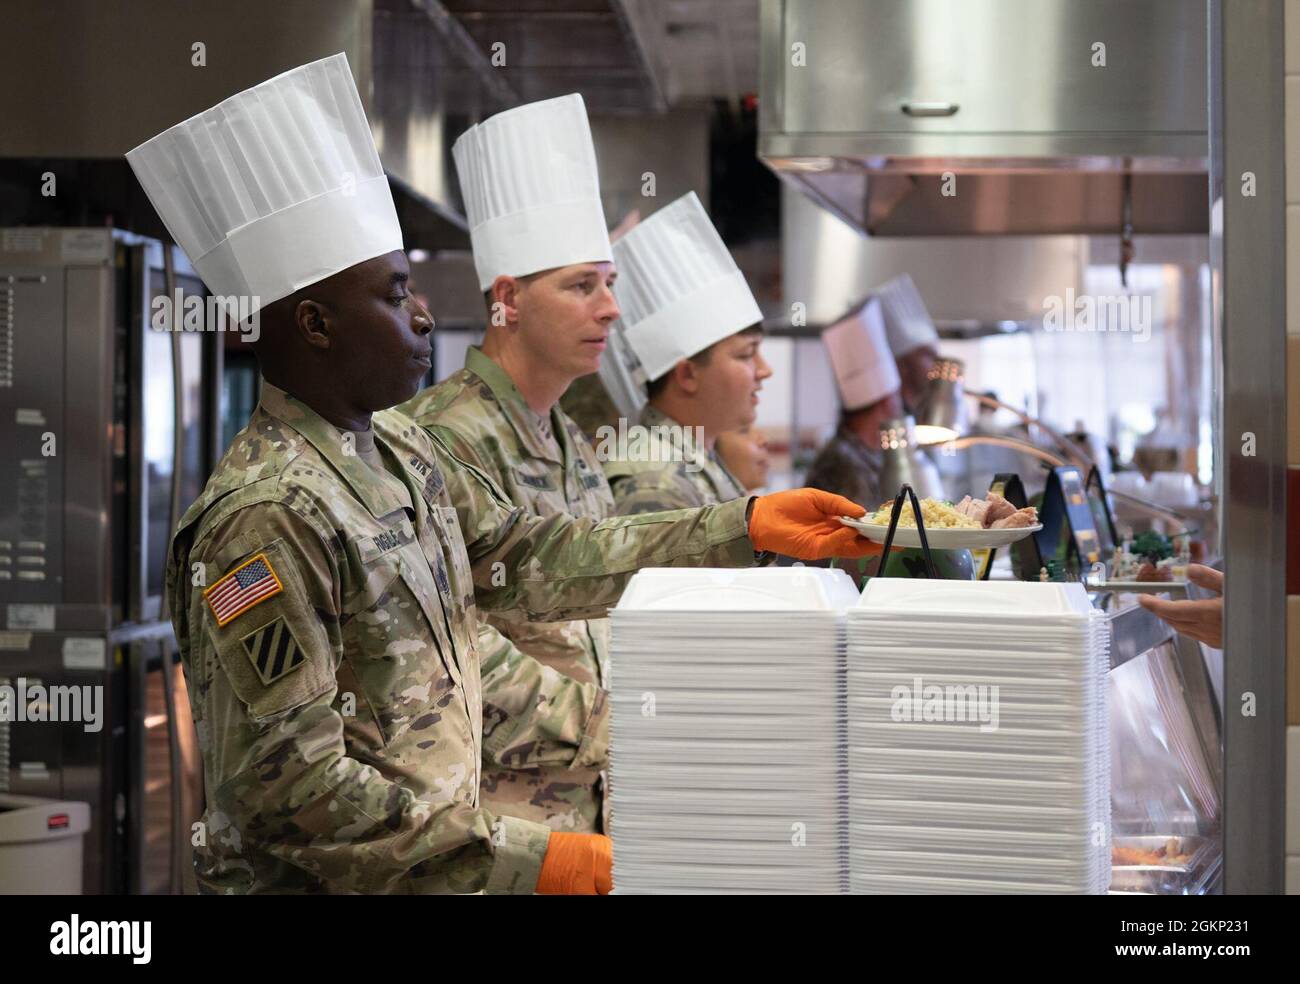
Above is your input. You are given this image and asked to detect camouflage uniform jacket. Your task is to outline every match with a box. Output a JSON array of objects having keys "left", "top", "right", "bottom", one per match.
[
  {"left": 167, "top": 381, "right": 756, "bottom": 894},
  {"left": 400, "top": 347, "right": 614, "bottom": 832},
  {"left": 603, "top": 404, "right": 747, "bottom": 513}
]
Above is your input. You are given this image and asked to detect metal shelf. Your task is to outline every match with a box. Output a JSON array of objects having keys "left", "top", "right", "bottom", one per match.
[{"left": 1107, "top": 603, "right": 1177, "bottom": 670}]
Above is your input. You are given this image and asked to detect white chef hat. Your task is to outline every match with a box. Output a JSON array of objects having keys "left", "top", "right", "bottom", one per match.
[
  {"left": 454, "top": 94, "right": 612, "bottom": 291},
  {"left": 876, "top": 273, "right": 939, "bottom": 356},
  {"left": 613, "top": 192, "right": 763, "bottom": 382},
  {"left": 822, "top": 297, "right": 901, "bottom": 411},
  {"left": 126, "top": 53, "right": 402, "bottom": 312}
]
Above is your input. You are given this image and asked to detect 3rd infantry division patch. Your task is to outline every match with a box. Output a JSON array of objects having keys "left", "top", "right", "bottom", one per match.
[{"left": 241, "top": 617, "right": 306, "bottom": 685}]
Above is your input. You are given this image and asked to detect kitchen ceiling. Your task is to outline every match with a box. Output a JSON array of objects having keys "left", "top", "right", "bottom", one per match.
[
  {"left": 430, "top": 0, "right": 762, "bottom": 112},
  {"left": 435, "top": 0, "right": 664, "bottom": 112},
  {"left": 635, "top": 0, "right": 761, "bottom": 106},
  {"left": 0, "top": 0, "right": 765, "bottom": 248}
]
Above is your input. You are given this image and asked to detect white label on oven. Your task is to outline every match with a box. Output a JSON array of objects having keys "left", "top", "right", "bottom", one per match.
[
  {"left": 62, "top": 637, "right": 106, "bottom": 670},
  {"left": 7, "top": 604, "right": 54, "bottom": 631},
  {"left": 60, "top": 229, "right": 111, "bottom": 264},
  {"left": 2, "top": 229, "right": 45, "bottom": 253}
]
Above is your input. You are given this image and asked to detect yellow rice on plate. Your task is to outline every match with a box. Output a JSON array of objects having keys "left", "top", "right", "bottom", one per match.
[{"left": 868, "top": 497, "right": 981, "bottom": 530}]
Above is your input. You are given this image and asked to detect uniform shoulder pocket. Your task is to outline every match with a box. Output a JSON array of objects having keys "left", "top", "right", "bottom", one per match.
[{"left": 203, "top": 536, "right": 336, "bottom": 721}]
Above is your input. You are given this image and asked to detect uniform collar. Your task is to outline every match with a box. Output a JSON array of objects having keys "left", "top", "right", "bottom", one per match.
[
  {"left": 639, "top": 404, "right": 709, "bottom": 471},
  {"left": 638, "top": 404, "right": 745, "bottom": 497},
  {"left": 258, "top": 380, "right": 413, "bottom": 519},
  {"left": 464, "top": 346, "right": 564, "bottom": 465}
]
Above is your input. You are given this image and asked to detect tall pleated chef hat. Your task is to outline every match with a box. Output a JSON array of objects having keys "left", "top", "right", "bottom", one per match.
[
  {"left": 821, "top": 297, "right": 902, "bottom": 411},
  {"left": 613, "top": 192, "right": 763, "bottom": 382},
  {"left": 875, "top": 273, "right": 939, "bottom": 356},
  {"left": 126, "top": 53, "right": 402, "bottom": 312},
  {"left": 454, "top": 94, "right": 612, "bottom": 292}
]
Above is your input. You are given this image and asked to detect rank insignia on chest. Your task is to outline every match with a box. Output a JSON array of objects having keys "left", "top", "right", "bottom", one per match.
[
  {"left": 407, "top": 455, "right": 431, "bottom": 477},
  {"left": 204, "top": 553, "right": 283, "bottom": 626},
  {"left": 241, "top": 616, "right": 306, "bottom": 685}
]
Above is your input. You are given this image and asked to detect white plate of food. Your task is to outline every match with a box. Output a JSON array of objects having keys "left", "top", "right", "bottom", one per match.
[{"left": 840, "top": 492, "right": 1043, "bottom": 549}]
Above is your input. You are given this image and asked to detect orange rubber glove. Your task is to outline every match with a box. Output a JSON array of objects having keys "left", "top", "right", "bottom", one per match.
[
  {"left": 748, "top": 488, "right": 884, "bottom": 560},
  {"left": 535, "top": 832, "right": 613, "bottom": 895}
]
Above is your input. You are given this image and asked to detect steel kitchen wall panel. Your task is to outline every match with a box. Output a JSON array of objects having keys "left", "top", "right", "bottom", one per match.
[{"left": 1218, "top": 0, "right": 1289, "bottom": 894}]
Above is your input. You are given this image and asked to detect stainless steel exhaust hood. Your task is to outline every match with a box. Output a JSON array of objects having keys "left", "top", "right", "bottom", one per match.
[{"left": 758, "top": 0, "right": 1209, "bottom": 236}]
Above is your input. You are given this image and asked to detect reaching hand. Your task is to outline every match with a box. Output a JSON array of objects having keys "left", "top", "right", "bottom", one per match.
[
  {"left": 748, "top": 488, "right": 884, "bottom": 560},
  {"left": 1137, "top": 564, "right": 1223, "bottom": 648}
]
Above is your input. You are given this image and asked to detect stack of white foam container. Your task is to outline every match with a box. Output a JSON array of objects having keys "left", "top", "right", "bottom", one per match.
[
  {"left": 608, "top": 567, "right": 859, "bottom": 894},
  {"left": 845, "top": 579, "right": 1111, "bottom": 894}
]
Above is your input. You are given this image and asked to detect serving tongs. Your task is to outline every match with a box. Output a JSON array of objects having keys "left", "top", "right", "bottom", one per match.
[{"left": 875, "top": 484, "right": 940, "bottom": 580}]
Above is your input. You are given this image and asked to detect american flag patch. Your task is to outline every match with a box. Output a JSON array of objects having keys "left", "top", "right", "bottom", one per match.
[{"left": 204, "top": 553, "right": 283, "bottom": 626}]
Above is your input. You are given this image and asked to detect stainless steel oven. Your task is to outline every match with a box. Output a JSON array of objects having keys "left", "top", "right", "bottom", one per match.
[{"left": 0, "top": 227, "right": 217, "bottom": 892}]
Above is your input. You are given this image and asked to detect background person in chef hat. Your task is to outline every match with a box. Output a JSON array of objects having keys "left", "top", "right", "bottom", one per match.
[
  {"left": 876, "top": 273, "right": 941, "bottom": 412},
  {"left": 803, "top": 297, "right": 904, "bottom": 510},
  {"left": 602, "top": 191, "right": 772, "bottom": 512},
  {"left": 399, "top": 93, "right": 625, "bottom": 837}
]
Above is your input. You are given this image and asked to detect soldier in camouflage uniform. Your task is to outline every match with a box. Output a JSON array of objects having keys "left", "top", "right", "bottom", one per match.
[
  {"left": 401, "top": 347, "right": 617, "bottom": 832},
  {"left": 805, "top": 298, "right": 907, "bottom": 511},
  {"left": 599, "top": 193, "right": 771, "bottom": 514},
  {"left": 802, "top": 419, "right": 890, "bottom": 509},
  {"left": 401, "top": 96, "right": 623, "bottom": 835}
]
